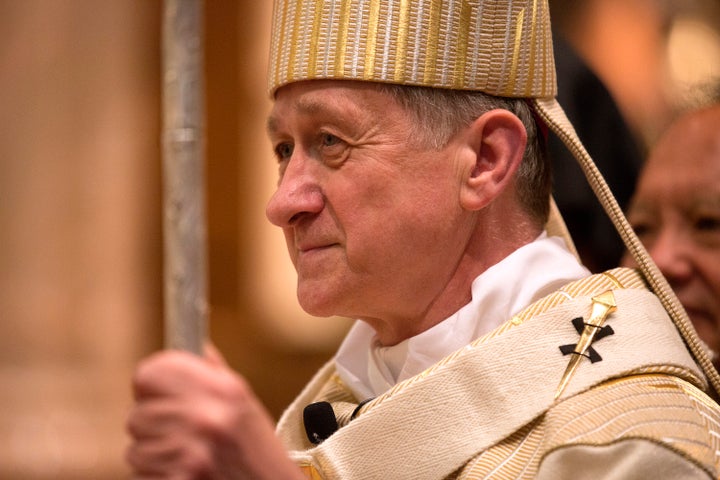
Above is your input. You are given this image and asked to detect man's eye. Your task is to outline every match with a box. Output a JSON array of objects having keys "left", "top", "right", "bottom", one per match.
[
  {"left": 691, "top": 213, "right": 720, "bottom": 247},
  {"left": 695, "top": 215, "right": 720, "bottom": 232},
  {"left": 275, "top": 142, "right": 294, "bottom": 160},
  {"left": 631, "top": 222, "right": 651, "bottom": 239},
  {"left": 627, "top": 216, "right": 655, "bottom": 241},
  {"left": 321, "top": 133, "right": 341, "bottom": 147}
]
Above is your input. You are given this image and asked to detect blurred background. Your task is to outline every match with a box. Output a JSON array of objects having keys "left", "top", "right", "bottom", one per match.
[{"left": 0, "top": 1, "right": 718, "bottom": 478}]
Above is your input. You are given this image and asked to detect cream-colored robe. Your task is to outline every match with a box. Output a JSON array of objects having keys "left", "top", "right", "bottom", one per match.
[{"left": 276, "top": 269, "right": 720, "bottom": 479}]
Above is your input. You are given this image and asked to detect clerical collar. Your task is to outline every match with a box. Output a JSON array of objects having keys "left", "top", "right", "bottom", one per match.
[{"left": 334, "top": 233, "right": 591, "bottom": 401}]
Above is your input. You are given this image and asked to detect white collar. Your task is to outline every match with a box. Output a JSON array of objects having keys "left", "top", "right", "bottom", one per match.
[{"left": 334, "top": 233, "right": 591, "bottom": 400}]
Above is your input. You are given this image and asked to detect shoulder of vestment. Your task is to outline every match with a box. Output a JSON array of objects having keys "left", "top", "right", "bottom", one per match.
[{"left": 278, "top": 268, "right": 720, "bottom": 479}]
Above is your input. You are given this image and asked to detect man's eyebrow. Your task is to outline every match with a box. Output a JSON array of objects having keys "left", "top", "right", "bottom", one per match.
[
  {"left": 692, "top": 194, "right": 720, "bottom": 210},
  {"left": 295, "top": 98, "right": 331, "bottom": 115},
  {"left": 266, "top": 116, "right": 280, "bottom": 136}
]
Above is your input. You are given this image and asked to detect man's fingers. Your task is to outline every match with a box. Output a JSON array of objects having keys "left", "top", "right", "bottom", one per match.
[
  {"left": 126, "top": 436, "right": 214, "bottom": 478},
  {"left": 126, "top": 400, "right": 188, "bottom": 440},
  {"left": 132, "top": 349, "right": 216, "bottom": 400},
  {"left": 126, "top": 437, "right": 180, "bottom": 474}
]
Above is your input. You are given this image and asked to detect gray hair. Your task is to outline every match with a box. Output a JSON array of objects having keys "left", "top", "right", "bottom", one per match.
[{"left": 379, "top": 84, "right": 551, "bottom": 225}]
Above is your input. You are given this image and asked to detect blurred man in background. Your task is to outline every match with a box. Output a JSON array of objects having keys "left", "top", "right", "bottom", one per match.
[{"left": 624, "top": 100, "right": 720, "bottom": 368}]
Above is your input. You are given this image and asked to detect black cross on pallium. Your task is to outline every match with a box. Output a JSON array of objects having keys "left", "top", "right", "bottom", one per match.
[{"left": 559, "top": 317, "right": 615, "bottom": 363}]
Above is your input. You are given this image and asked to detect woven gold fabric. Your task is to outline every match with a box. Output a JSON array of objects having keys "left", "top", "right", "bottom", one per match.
[
  {"left": 458, "top": 374, "right": 720, "bottom": 479},
  {"left": 278, "top": 269, "right": 720, "bottom": 479},
  {"left": 268, "top": 0, "right": 556, "bottom": 98},
  {"left": 297, "top": 373, "right": 720, "bottom": 479}
]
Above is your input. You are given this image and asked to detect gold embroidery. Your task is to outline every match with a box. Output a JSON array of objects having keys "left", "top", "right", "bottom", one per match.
[
  {"left": 393, "top": 0, "right": 411, "bottom": 82},
  {"left": 423, "top": 0, "right": 443, "bottom": 84},
  {"left": 335, "top": 0, "right": 352, "bottom": 75},
  {"left": 458, "top": 374, "right": 720, "bottom": 478},
  {"left": 601, "top": 270, "right": 625, "bottom": 289},
  {"left": 300, "top": 463, "right": 324, "bottom": 480},
  {"left": 555, "top": 290, "right": 617, "bottom": 399},
  {"left": 288, "top": 0, "right": 305, "bottom": 80},
  {"left": 504, "top": 8, "right": 525, "bottom": 96},
  {"left": 362, "top": 0, "right": 381, "bottom": 79},
  {"left": 524, "top": 0, "right": 538, "bottom": 95},
  {"left": 453, "top": 1, "right": 473, "bottom": 89},
  {"left": 307, "top": 0, "right": 325, "bottom": 75}
]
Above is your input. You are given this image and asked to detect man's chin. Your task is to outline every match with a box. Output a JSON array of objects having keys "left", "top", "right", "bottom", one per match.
[{"left": 297, "top": 295, "right": 340, "bottom": 318}]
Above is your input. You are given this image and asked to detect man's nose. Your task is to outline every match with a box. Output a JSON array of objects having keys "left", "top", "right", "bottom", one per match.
[{"left": 265, "top": 156, "right": 324, "bottom": 228}]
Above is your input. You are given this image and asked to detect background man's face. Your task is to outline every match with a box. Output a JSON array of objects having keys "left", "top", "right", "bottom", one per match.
[{"left": 624, "top": 108, "right": 720, "bottom": 354}]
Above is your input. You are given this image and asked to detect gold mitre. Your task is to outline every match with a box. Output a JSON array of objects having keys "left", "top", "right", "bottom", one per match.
[{"left": 267, "top": 0, "right": 556, "bottom": 98}]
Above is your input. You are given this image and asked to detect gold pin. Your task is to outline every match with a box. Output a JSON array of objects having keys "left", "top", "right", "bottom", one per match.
[{"left": 555, "top": 290, "right": 617, "bottom": 400}]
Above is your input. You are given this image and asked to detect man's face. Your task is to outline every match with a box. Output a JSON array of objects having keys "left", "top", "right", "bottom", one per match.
[
  {"left": 265, "top": 81, "right": 476, "bottom": 341},
  {"left": 624, "top": 109, "right": 720, "bottom": 354}
]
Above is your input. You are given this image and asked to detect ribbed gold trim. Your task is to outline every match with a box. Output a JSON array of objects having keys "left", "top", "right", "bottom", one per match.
[
  {"left": 273, "top": 1, "right": 289, "bottom": 90},
  {"left": 453, "top": 1, "right": 473, "bottom": 89},
  {"left": 540, "top": 4, "right": 550, "bottom": 94},
  {"left": 393, "top": 0, "right": 411, "bottom": 82},
  {"left": 525, "top": 0, "right": 538, "bottom": 95},
  {"left": 601, "top": 270, "right": 624, "bottom": 290},
  {"left": 423, "top": 0, "right": 442, "bottom": 84},
  {"left": 335, "top": 0, "right": 351, "bottom": 75},
  {"left": 287, "top": 0, "right": 303, "bottom": 81},
  {"left": 504, "top": 8, "right": 525, "bottom": 97},
  {"left": 363, "top": 0, "right": 381, "bottom": 79},
  {"left": 307, "top": 0, "right": 325, "bottom": 75}
]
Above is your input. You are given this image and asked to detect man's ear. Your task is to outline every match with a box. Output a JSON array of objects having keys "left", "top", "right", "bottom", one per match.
[{"left": 459, "top": 109, "right": 527, "bottom": 211}]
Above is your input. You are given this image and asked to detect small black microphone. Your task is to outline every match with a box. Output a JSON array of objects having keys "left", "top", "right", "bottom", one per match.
[{"left": 303, "top": 401, "right": 339, "bottom": 444}]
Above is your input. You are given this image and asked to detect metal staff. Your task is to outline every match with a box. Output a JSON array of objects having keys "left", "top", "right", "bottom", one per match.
[{"left": 161, "top": 0, "right": 207, "bottom": 354}]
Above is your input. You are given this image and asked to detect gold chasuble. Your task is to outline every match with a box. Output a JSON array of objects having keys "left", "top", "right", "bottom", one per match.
[{"left": 277, "top": 269, "right": 720, "bottom": 479}]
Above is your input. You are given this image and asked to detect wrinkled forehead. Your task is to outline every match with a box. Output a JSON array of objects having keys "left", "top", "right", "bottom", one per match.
[
  {"left": 266, "top": 0, "right": 557, "bottom": 100},
  {"left": 650, "top": 107, "right": 720, "bottom": 169},
  {"left": 267, "top": 79, "right": 400, "bottom": 136}
]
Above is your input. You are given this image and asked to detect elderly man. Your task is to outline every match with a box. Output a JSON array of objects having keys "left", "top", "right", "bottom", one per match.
[
  {"left": 126, "top": 1, "right": 720, "bottom": 479},
  {"left": 623, "top": 102, "right": 720, "bottom": 369}
]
